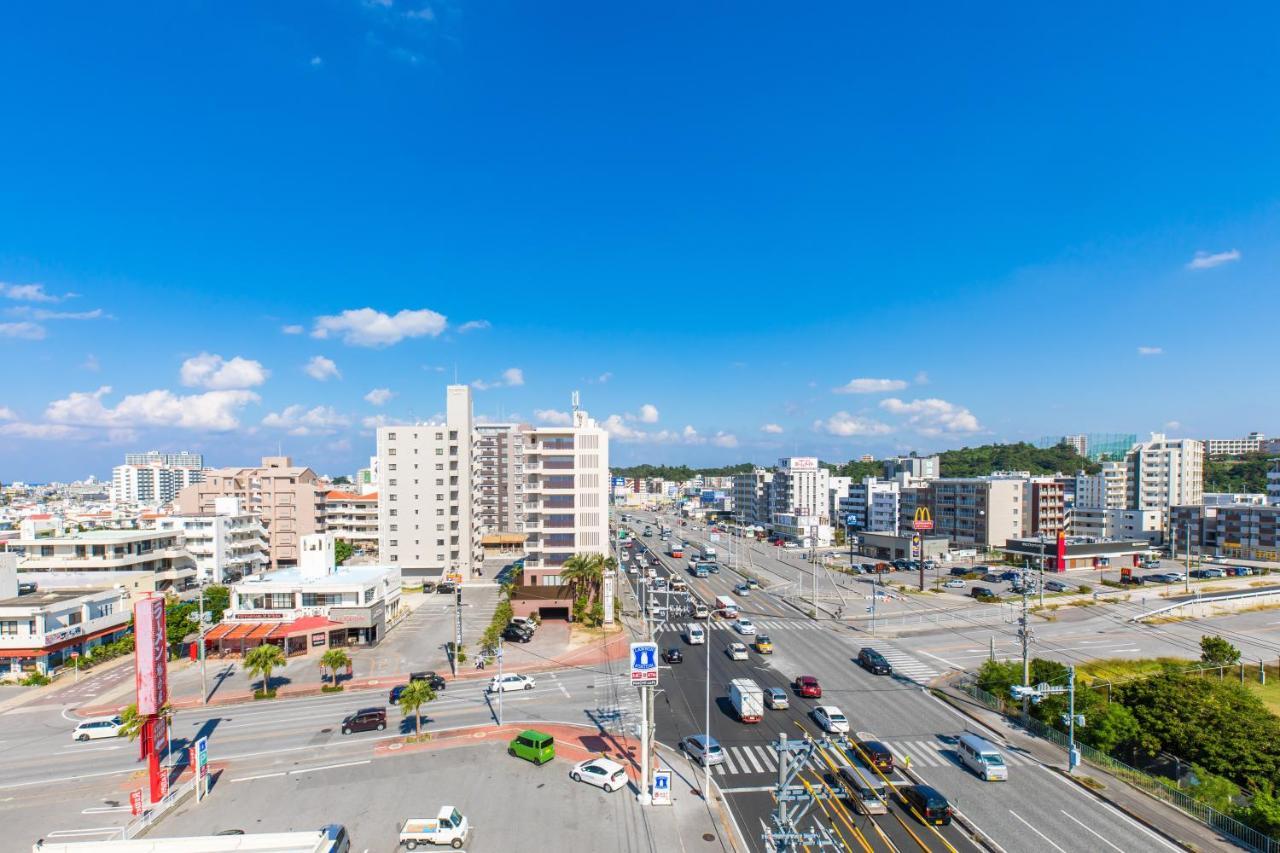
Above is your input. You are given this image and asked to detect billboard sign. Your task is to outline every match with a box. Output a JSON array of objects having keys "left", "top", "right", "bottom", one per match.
[
  {"left": 134, "top": 596, "right": 168, "bottom": 716},
  {"left": 911, "top": 507, "right": 934, "bottom": 531},
  {"left": 630, "top": 642, "right": 658, "bottom": 685},
  {"left": 129, "top": 789, "right": 144, "bottom": 816}
]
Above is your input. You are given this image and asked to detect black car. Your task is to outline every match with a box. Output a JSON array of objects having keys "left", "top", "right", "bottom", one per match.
[
  {"left": 855, "top": 739, "right": 894, "bottom": 771},
  {"left": 436, "top": 582, "right": 456, "bottom": 594},
  {"left": 999, "top": 571, "right": 1020, "bottom": 582},
  {"left": 663, "top": 648, "right": 684, "bottom": 664},
  {"left": 971, "top": 586, "right": 995, "bottom": 599},
  {"left": 949, "top": 567, "right": 971, "bottom": 577},
  {"left": 503, "top": 624, "right": 534, "bottom": 643},
  {"left": 900, "top": 784, "right": 952, "bottom": 826},
  {"left": 410, "top": 671, "right": 447, "bottom": 690},
  {"left": 341, "top": 707, "right": 386, "bottom": 735},
  {"left": 857, "top": 648, "right": 892, "bottom": 675}
]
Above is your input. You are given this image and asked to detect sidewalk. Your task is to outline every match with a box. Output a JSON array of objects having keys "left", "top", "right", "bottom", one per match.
[
  {"left": 934, "top": 678, "right": 1243, "bottom": 852},
  {"left": 0, "top": 653, "right": 136, "bottom": 715}
]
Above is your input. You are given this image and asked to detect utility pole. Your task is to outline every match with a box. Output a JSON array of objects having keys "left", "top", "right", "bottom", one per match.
[
  {"left": 637, "top": 577, "right": 652, "bottom": 805},
  {"left": 198, "top": 583, "right": 208, "bottom": 705},
  {"left": 1184, "top": 520, "right": 1191, "bottom": 594},
  {"left": 1039, "top": 537, "right": 1046, "bottom": 609},
  {"left": 1020, "top": 572, "right": 1032, "bottom": 717},
  {"left": 496, "top": 634, "right": 504, "bottom": 725},
  {"left": 1067, "top": 663, "right": 1079, "bottom": 773},
  {"left": 809, "top": 524, "right": 818, "bottom": 617}
]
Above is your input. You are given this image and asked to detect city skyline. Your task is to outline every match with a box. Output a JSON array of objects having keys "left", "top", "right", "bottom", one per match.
[{"left": 3, "top": 4, "right": 1280, "bottom": 481}]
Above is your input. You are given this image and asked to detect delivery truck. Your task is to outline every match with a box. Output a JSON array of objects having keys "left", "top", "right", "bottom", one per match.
[
  {"left": 398, "top": 806, "right": 470, "bottom": 849},
  {"left": 729, "top": 678, "right": 764, "bottom": 723}
]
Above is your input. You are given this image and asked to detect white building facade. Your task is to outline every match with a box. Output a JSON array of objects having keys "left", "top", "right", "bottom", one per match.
[
  {"left": 112, "top": 462, "right": 204, "bottom": 507},
  {"left": 1125, "top": 433, "right": 1204, "bottom": 513},
  {"left": 159, "top": 497, "right": 268, "bottom": 584}
]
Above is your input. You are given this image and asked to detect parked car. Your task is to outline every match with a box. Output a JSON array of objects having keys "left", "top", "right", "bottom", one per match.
[
  {"left": 679, "top": 734, "right": 725, "bottom": 766},
  {"left": 1044, "top": 580, "right": 1070, "bottom": 592},
  {"left": 340, "top": 708, "right": 386, "bottom": 735},
  {"left": 857, "top": 648, "right": 892, "bottom": 675},
  {"left": 570, "top": 758, "right": 628, "bottom": 792},
  {"left": 854, "top": 739, "right": 895, "bottom": 772},
  {"left": 503, "top": 624, "right": 535, "bottom": 643},
  {"left": 949, "top": 566, "right": 971, "bottom": 577},
  {"left": 1119, "top": 573, "right": 1146, "bottom": 585},
  {"left": 508, "top": 729, "right": 555, "bottom": 765},
  {"left": 900, "top": 784, "right": 953, "bottom": 826},
  {"left": 663, "top": 647, "right": 684, "bottom": 664},
  {"left": 764, "top": 687, "right": 789, "bottom": 709},
  {"left": 488, "top": 673, "right": 536, "bottom": 693},
  {"left": 1192, "top": 568, "right": 1227, "bottom": 579},
  {"left": 861, "top": 563, "right": 879, "bottom": 573},
  {"left": 727, "top": 642, "right": 749, "bottom": 661},
  {"left": 812, "top": 705, "right": 850, "bottom": 734},
  {"left": 999, "top": 570, "right": 1020, "bottom": 582},
  {"left": 971, "top": 586, "right": 996, "bottom": 599},
  {"left": 943, "top": 579, "right": 966, "bottom": 589},
  {"left": 1228, "top": 566, "right": 1254, "bottom": 577},
  {"left": 793, "top": 675, "right": 822, "bottom": 698},
  {"left": 72, "top": 715, "right": 124, "bottom": 742},
  {"left": 981, "top": 573, "right": 1003, "bottom": 583}
]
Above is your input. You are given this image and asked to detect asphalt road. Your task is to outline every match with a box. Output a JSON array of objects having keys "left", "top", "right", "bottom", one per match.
[{"left": 621, "top": 511, "right": 1182, "bottom": 853}]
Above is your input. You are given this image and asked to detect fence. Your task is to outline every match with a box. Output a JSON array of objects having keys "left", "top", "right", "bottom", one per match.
[{"left": 956, "top": 681, "right": 1280, "bottom": 853}]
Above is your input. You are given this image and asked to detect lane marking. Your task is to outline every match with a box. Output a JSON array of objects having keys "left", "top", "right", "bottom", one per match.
[
  {"left": 230, "top": 771, "right": 287, "bottom": 783},
  {"left": 718, "top": 785, "right": 776, "bottom": 793},
  {"left": 1060, "top": 809, "right": 1126, "bottom": 852},
  {"left": 1038, "top": 765, "right": 1181, "bottom": 851},
  {"left": 1008, "top": 809, "right": 1068, "bottom": 853},
  {"left": 45, "top": 828, "right": 124, "bottom": 838},
  {"left": 920, "top": 650, "right": 965, "bottom": 670},
  {"left": 289, "top": 759, "right": 371, "bottom": 776}
]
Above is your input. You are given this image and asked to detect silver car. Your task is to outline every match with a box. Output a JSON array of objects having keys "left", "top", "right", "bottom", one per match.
[{"left": 680, "top": 734, "right": 726, "bottom": 766}]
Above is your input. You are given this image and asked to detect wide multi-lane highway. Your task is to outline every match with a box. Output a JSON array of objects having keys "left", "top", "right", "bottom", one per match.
[{"left": 620, "top": 510, "right": 1183, "bottom": 853}]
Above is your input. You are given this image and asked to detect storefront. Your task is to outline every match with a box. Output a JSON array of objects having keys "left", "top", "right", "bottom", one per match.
[{"left": 202, "top": 615, "right": 345, "bottom": 657}]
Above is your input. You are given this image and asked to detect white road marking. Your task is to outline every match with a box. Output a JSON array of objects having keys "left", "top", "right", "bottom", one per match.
[
  {"left": 289, "top": 759, "right": 371, "bottom": 776},
  {"left": 1038, "top": 765, "right": 1181, "bottom": 850},
  {"left": 45, "top": 827, "right": 124, "bottom": 838},
  {"left": 1060, "top": 809, "right": 1126, "bottom": 852},
  {"left": 1008, "top": 809, "right": 1068, "bottom": 853},
  {"left": 231, "top": 771, "right": 287, "bottom": 783},
  {"left": 920, "top": 650, "right": 964, "bottom": 670},
  {"left": 82, "top": 805, "right": 132, "bottom": 814}
]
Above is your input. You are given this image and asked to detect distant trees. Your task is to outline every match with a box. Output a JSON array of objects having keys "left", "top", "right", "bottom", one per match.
[
  {"left": 335, "top": 539, "right": 355, "bottom": 566},
  {"left": 610, "top": 463, "right": 756, "bottom": 480},
  {"left": 938, "top": 441, "right": 1098, "bottom": 478},
  {"left": 1200, "top": 635, "right": 1242, "bottom": 666},
  {"left": 1205, "top": 452, "right": 1274, "bottom": 493}
]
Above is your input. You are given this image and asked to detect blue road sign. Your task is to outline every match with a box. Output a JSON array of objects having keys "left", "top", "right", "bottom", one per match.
[
  {"left": 652, "top": 769, "right": 672, "bottom": 805},
  {"left": 630, "top": 642, "right": 658, "bottom": 685}
]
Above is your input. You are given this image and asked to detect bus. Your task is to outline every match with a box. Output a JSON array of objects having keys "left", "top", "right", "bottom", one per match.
[
  {"left": 669, "top": 540, "right": 685, "bottom": 559},
  {"left": 714, "top": 595, "right": 739, "bottom": 618},
  {"left": 700, "top": 544, "right": 718, "bottom": 562}
]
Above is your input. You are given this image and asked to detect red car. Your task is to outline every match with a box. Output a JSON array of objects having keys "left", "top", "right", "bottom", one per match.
[{"left": 793, "top": 675, "right": 822, "bottom": 698}]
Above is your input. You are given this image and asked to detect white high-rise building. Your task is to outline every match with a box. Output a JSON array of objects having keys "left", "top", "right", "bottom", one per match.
[
  {"left": 732, "top": 468, "right": 774, "bottom": 527},
  {"left": 1203, "top": 432, "right": 1265, "bottom": 458},
  {"left": 112, "top": 451, "right": 205, "bottom": 507},
  {"left": 1125, "top": 433, "right": 1204, "bottom": 513},
  {"left": 1269, "top": 461, "right": 1280, "bottom": 507},
  {"left": 159, "top": 497, "right": 268, "bottom": 584},
  {"left": 770, "top": 457, "right": 831, "bottom": 520},
  {"left": 840, "top": 477, "right": 901, "bottom": 534},
  {"left": 1075, "top": 461, "right": 1127, "bottom": 510}
]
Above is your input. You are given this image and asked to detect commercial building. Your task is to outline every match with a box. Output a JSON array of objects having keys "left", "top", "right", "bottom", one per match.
[
  {"left": 112, "top": 451, "right": 205, "bottom": 507},
  {"left": 1203, "top": 432, "right": 1266, "bottom": 458},
  {"left": 11, "top": 528, "right": 196, "bottom": 595},
  {"left": 322, "top": 490, "right": 379, "bottom": 553},
  {"left": 1124, "top": 433, "right": 1204, "bottom": 513},
  {"left": 178, "top": 457, "right": 324, "bottom": 569},
  {"left": 770, "top": 457, "right": 830, "bottom": 520},
  {"left": 732, "top": 468, "right": 774, "bottom": 528},
  {"left": 854, "top": 531, "right": 949, "bottom": 562},
  {"left": 883, "top": 454, "right": 940, "bottom": 483},
  {"left": 158, "top": 497, "right": 269, "bottom": 584},
  {"left": 1003, "top": 535, "right": 1152, "bottom": 571},
  {"left": 0, "top": 556, "right": 132, "bottom": 680},
  {"left": 1071, "top": 508, "right": 1164, "bottom": 544},
  {"left": 840, "top": 477, "right": 900, "bottom": 534},
  {"left": 209, "top": 534, "right": 403, "bottom": 653},
  {"left": 1172, "top": 504, "right": 1280, "bottom": 563}
]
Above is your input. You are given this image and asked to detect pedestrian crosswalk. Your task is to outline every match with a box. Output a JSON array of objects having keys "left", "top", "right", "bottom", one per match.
[
  {"left": 856, "top": 642, "right": 941, "bottom": 682},
  {"left": 654, "top": 619, "right": 824, "bottom": 634},
  {"left": 702, "top": 737, "right": 1038, "bottom": 776}
]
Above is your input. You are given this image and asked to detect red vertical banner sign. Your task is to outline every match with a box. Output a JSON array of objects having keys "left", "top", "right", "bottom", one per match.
[
  {"left": 1056, "top": 530, "right": 1067, "bottom": 571},
  {"left": 133, "top": 596, "right": 168, "bottom": 716},
  {"left": 129, "top": 789, "right": 144, "bottom": 816}
]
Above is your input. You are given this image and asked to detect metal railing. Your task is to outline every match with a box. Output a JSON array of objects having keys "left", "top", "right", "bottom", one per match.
[
  {"left": 956, "top": 681, "right": 1280, "bottom": 853},
  {"left": 121, "top": 777, "right": 196, "bottom": 839}
]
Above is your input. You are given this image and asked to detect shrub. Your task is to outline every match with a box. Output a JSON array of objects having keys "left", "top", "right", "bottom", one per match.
[{"left": 21, "top": 671, "right": 51, "bottom": 687}]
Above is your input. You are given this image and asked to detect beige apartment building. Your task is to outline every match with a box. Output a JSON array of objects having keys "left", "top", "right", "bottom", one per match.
[{"left": 178, "top": 456, "right": 323, "bottom": 568}]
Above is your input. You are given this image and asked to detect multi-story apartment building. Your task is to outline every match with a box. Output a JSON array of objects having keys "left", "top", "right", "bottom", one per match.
[
  {"left": 840, "top": 477, "right": 900, "bottom": 534},
  {"left": 883, "top": 454, "right": 940, "bottom": 483},
  {"left": 159, "top": 497, "right": 268, "bottom": 584},
  {"left": 177, "top": 456, "right": 323, "bottom": 569},
  {"left": 1269, "top": 461, "right": 1280, "bottom": 506},
  {"left": 732, "top": 468, "right": 774, "bottom": 527},
  {"left": 1075, "top": 461, "right": 1128, "bottom": 510},
  {"left": 1071, "top": 508, "right": 1164, "bottom": 544},
  {"left": 1203, "top": 432, "right": 1266, "bottom": 458},
  {"left": 770, "top": 457, "right": 830, "bottom": 519},
  {"left": 1025, "top": 478, "right": 1067, "bottom": 537},
  {"left": 1125, "top": 433, "right": 1204, "bottom": 513},
  {"left": 1172, "top": 503, "right": 1280, "bottom": 562},
  {"left": 925, "top": 478, "right": 1024, "bottom": 549},
  {"left": 827, "top": 476, "right": 852, "bottom": 527},
  {"left": 376, "top": 385, "right": 478, "bottom": 580},
  {"left": 474, "top": 423, "right": 524, "bottom": 535},
  {"left": 322, "top": 490, "right": 379, "bottom": 553},
  {"left": 12, "top": 528, "right": 196, "bottom": 595},
  {"left": 1203, "top": 493, "right": 1266, "bottom": 507},
  {"left": 112, "top": 450, "right": 206, "bottom": 507}
]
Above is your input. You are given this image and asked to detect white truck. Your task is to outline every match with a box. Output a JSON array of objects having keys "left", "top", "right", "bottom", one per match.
[
  {"left": 700, "top": 544, "right": 718, "bottom": 562},
  {"left": 31, "top": 826, "right": 350, "bottom": 853},
  {"left": 399, "top": 807, "right": 470, "bottom": 849},
  {"left": 729, "top": 678, "right": 764, "bottom": 723}
]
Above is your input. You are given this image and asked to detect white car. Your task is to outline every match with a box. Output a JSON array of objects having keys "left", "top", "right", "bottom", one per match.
[
  {"left": 570, "top": 758, "right": 629, "bottom": 793},
  {"left": 733, "top": 618, "right": 757, "bottom": 636},
  {"left": 812, "top": 705, "right": 849, "bottom": 734},
  {"left": 943, "top": 579, "right": 966, "bottom": 589},
  {"left": 488, "top": 673, "right": 535, "bottom": 693},
  {"left": 726, "top": 642, "right": 749, "bottom": 661},
  {"left": 72, "top": 715, "right": 124, "bottom": 741}
]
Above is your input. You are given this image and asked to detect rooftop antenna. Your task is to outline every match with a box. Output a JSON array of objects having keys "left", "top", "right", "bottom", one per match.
[{"left": 571, "top": 390, "right": 580, "bottom": 412}]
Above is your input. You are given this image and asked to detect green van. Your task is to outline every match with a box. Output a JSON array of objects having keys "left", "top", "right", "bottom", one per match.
[{"left": 508, "top": 730, "right": 556, "bottom": 765}]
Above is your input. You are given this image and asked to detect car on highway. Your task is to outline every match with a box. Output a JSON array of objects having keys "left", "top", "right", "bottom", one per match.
[
  {"left": 686, "top": 625, "right": 706, "bottom": 644},
  {"left": 679, "top": 734, "right": 726, "bottom": 767},
  {"left": 753, "top": 635, "right": 773, "bottom": 654},
  {"left": 793, "top": 675, "right": 822, "bottom": 698},
  {"left": 488, "top": 673, "right": 536, "bottom": 693},
  {"left": 854, "top": 740, "right": 894, "bottom": 772},
  {"left": 745, "top": 577, "right": 760, "bottom": 589},
  {"left": 663, "top": 647, "right": 684, "bottom": 664},
  {"left": 1044, "top": 580, "right": 1071, "bottom": 592},
  {"left": 840, "top": 764, "right": 889, "bottom": 815},
  {"left": 693, "top": 603, "right": 709, "bottom": 618},
  {"left": 734, "top": 583, "right": 751, "bottom": 595},
  {"left": 943, "top": 578, "right": 966, "bottom": 589},
  {"left": 811, "top": 705, "right": 850, "bottom": 733},
  {"left": 733, "top": 618, "right": 757, "bottom": 635},
  {"left": 857, "top": 648, "right": 892, "bottom": 675},
  {"left": 727, "top": 642, "right": 749, "bottom": 660},
  {"left": 72, "top": 715, "right": 124, "bottom": 741},
  {"left": 570, "top": 758, "right": 629, "bottom": 792},
  {"left": 340, "top": 707, "right": 386, "bottom": 735},
  {"left": 764, "top": 687, "right": 789, "bottom": 709},
  {"left": 900, "top": 784, "right": 953, "bottom": 826}
]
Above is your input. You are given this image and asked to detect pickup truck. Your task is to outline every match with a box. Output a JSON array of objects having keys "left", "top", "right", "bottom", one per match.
[{"left": 399, "top": 806, "right": 470, "bottom": 849}]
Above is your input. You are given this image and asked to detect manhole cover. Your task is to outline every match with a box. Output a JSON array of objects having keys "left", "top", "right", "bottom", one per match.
[
  {"left": 702, "top": 833, "right": 716, "bottom": 842},
  {"left": 320, "top": 728, "right": 333, "bottom": 733}
]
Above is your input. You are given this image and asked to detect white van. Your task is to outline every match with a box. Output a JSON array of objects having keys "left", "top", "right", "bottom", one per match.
[
  {"left": 693, "top": 603, "right": 709, "bottom": 619},
  {"left": 958, "top": 733, "right": 1008, "bottom": 781},
  {"left": 72, "top": 715, "right": 124, "bottom": 742},
  {"left": 839, "top": 763, "right": 888, "bottom": 815},
  {"left": 686, "top": 625, "right": 706, "bottom": 644}
]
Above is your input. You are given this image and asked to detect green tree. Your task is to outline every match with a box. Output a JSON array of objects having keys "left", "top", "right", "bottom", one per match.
[
  {"left": 165, "top": 600, "right": 197, "bottom": 646},
  {"left": 937, "top": 441, "right": 1098, "bottom": 478},
  {"left": 319, "top": 648, "right": 351, "bottom": 685},
  {"left": 1188, "top": 765, "right": 1240, "bottom": 813},
  {"left": 1204, "top": 452, "right": 1274, "bottom": 493},
  {"left": 1081, "top": 702, "right": 1141, "bottom": 754},
  {"left": 335, "top": 539, "right": 354, "bottom": 566},
  {"left": 560, "top": 554, "right": 606, "bottom": 603},
  {"left": 1199, "top": 635, "right": 1241, "bottom": 666},
  {"left": 975, "top": 659, "right": 1023, "bottom": 698},
  {"left": 398, "top": 679, "right": 437, "bottom": 737},
  {"left": 244, "top": 643, "right": 287, "bottom": 696},
  {"left": 203, "top": 585, "right": 230, "bottom": 622},
  {"left": 1239, "top": 783, "right": 1280, "bottom": 837}
]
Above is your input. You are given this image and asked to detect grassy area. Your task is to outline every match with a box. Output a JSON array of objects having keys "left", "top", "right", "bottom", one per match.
[
  {"left": 1074, "top": 656, "right": 1194, "bottom": 682},
  {"left": 1246, "top": 677, "right": 1280, "bottom": 716}
]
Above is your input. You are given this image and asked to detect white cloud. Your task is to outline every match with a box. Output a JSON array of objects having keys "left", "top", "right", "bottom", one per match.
[
  {"left": 1186, "top": 249, "right": 1240, "bottom": 270},
  {"left": 535, "top": 408, "right": 572, "bottom": 425},
  {"left": 360, "top": 414, "right": 411, "bottom": 430},
  {"left": 834, "top": 377, "right": 908, "bottom": 394},
  {"left": 0, "top": 322, "right": 45, "bottom": 340},
  {"left": 1137, "top": 346, "right": 1163, "bottom": 356},
  {"left": 1164, "top": 420, "right": 1182, "bottom": 431},
  {"left": 262, "top": 404, "right": 350, "bottom": 436},
  {"left": 405, "top": 6, "right": 434, "bottom": 20},
  {"left": 682, "top": 425, "right": 703, "bottom": 444},
  {"left": 814, "top": 412, "right": 893, "bottom": 437},
  {"left": 472, "top": 367, "right": 524, "bottom": 390},
  {"left": 305, "top": 355, "right": 341, "bottom": 381},
  {"left": 712, "top": 431, "right": 739, "bottom": 448},
  {"left": 603, "top": 414, "right": 648, "bottom": 441},
  {"left": 45, "top": 386, "right": 259, "bottom": 431},
  {"left": 311, "top": 307, "right": 447, "bottom": 347},
  {"left": 364, "top": 388, "right": 395, "bottom": 406},
  {"left": 760, "top": 423, "right": 784, "bottom": 434},
  {"left": 281, "top": 324, "right": 304, "bottom": 335},
  {"left": 422, "top": 365, "right": 447, "bottom": 373},
  {"left": 0, "top": 421, "right": 87, "bottom": 440},
  {"left": 0, "top": 282, "right": 68, "bottom": 302},
  {"left": 180, "top": 353, "right": 269, "bottom": 389},
  {"left": 0, "top": 406, "right": 16, "bottom": 420},
  {"left": 637, "top": 404, "right": 659, "bottom": 423},
  {"left": 879, "top": 397, "right": 982, "bottom": 435},
  {"left": 457, "top": 319, "right": 491, "bottom": 333},
  {"left": 13, "top": 307, "right": 105, "bottom": 320}
]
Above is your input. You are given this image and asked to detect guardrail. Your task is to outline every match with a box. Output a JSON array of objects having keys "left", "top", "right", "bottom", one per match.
[
  {"left": 1132, "top": 587, "right": 1280, "bottom": 622},
  {"left": 956, "top": 680, "right": 1280, "bottom": 853}
]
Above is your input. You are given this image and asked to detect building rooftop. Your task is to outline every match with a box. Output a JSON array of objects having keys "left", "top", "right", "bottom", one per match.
[
  {"left": 324, "top": 490, "right": 377, "bottom": 501},
  {"left": 0, "top": 588, "right": 115, "bottom": 609},
  {"left": 237, "top": 563, "right": 397, "bottom": 587},
  {"left": 15, "top": 528, "right": 179, "bottom": 544}
]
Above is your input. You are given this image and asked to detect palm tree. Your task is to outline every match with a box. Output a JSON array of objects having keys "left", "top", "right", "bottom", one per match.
[
  {"left": 559, "top": 555, "right": 592, "bottom": 600},
  {"left": 118, "top": 701, "right": 173, "bottom": 742},
  {"left": 319, "top": 648, "right": 351, "bottom": 685},
  {"left": 397, "top": 679, "right": 437, "bottom": 737},
  {"left": 244, "top": 643, "right": 287, "bottom": 696}
]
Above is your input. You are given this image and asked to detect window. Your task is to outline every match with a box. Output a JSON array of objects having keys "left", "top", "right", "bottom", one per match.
[
  {"left": 435, "top": 463, "right": 443, "bottom": 471},
  {"left": 388, "top": 432, "right": 396, "bottom": 440},
  {"left": 389, "top": 463, "right": 397, "bottom": 471},
  {"left": 267, "top": 593, "right": 294, "bottom": 609},
  {"left": 0, "top": 620, "right": 17, "bottom": 637},
  {"left": 437, "top": 539, "right": 445, "bottom": 546},
  {"left": 390, "top": 540, "right": 398, "bottom": 547},
  {"left": 388, "top": 448, "right": 396, "bottom": 456},
  {"left": 364, "top": 588, "right": 376, "bottom": 603},
  {"left": 435, "top": 448, "right": 444, "bottom": 456},
  {"left": 390, "top": 509, "right": 398, "bottom": 516}
]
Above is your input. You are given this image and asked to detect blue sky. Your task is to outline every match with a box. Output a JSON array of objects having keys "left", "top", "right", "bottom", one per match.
[{"left": 2, "top": 2, "right": 1278, "bottom": 481}]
